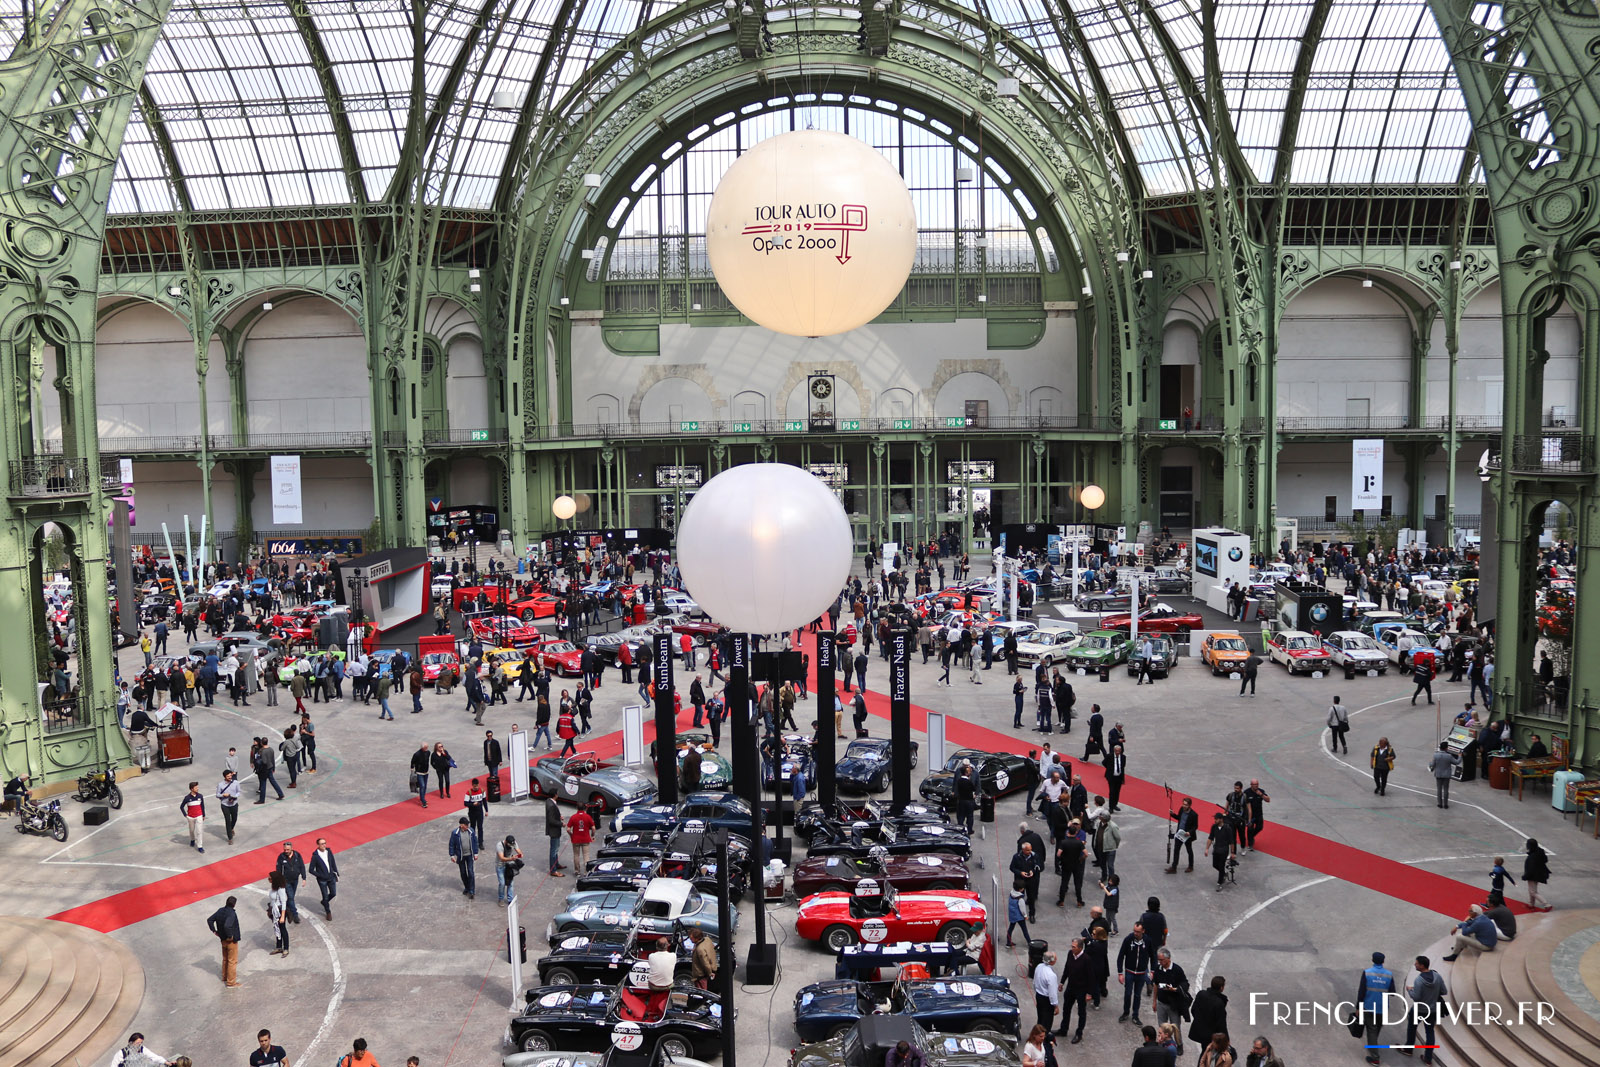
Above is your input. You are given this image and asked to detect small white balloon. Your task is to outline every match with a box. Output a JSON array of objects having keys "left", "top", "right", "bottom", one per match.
[
  {"left": 675, "top": 463, "right": 853, "bottom": 634},
  {"left": 705, "top": 130, "right": 917, "bottom": 337}
]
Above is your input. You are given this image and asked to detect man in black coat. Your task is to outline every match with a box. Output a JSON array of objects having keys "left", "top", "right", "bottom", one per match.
[
  {"left": 1083, "top": 706, "right": 1104, "bottom": 759},
  {"left": 1017, "top": 821, "right": 1047, "bottom": 861},
  {"left": 1187, "top": 975, "right": 1229, "bottom": 1051},
  {"left": 689, "top": 675, "right": 707, "bottom": 727},
  {"left": 1137, "top": 897, "right": 1168, "bottom": 952},
  {"left": 1105, "top": 746, "right": 1127, "bottom": 813},
  {"left": 276, "top": 841, "right": 307, "bottom": 923},
  {"left": 1152, "top": 949, "right": 1190, "bottom": 1056},
  {"left": 1116, "top": 922, "right": 1154, "bottom": 1024},
  {"left": 1131, "top": 1025, "right": 1168, "bottom": 1067},
  {"left": 308, "top": 837, "right": 339, "bottom": 920},
  {"left": 1010, "top": 841, "right": 1044, "bottom": 922},
  {"left": 483, "top": 730, "right": 502, "bottom": 781},
  {"left": 1054, "top": 820, "right": 1087, "bottom": 907},
  {"left": 954, "top": 763, "right": 977, "bottom": 834},
  {"left": 207, "top": 895, "right": 242, "bottom": 987},
  {"left": 1059, "top": 936, "right": 1097, "bottom": 1043}
]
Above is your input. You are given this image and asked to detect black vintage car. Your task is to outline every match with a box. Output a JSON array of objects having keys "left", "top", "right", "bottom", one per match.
[
  {"left": 611, "top": 792, "right": 754, "bottom": 836},
  {"left": 507, "top": 982, "right": 728, "bottom": 1057},
  {"left": 793, "top": 973, "right": 1020, "bottom": 1042},
  {"left": 919, "top": 749, "right": 1038, "bottom": 806},
  {"left": 835, "top": 737, "right": 921, "bottom": 794},
  {"left": 537, "top": 923, "right": 698, "bottom": 986},
  {"left": 583, "top": 831, "right": 749, "bottom": 900},
  {"left": 794, "top": 799, "right": 948, "bottom": 843},
  {"left": 790, "top": 1015, "right": 1018, "bottom": 1067},
  {"left": 806, "top": 817, "right": 971, "bottom": 861}
]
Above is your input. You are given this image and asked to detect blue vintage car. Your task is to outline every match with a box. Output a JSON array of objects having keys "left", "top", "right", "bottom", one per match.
[
  {"left": 794, "top": 974, "right": 1020, "bottom": 1042},
  {"left": 546, "top": 876, "right": 732, "bottom": 942},
  {"left": 611, "top": 792, "right": 754, "bottom": 836},
  {"left": 835, "top": 737, "right": 921, "bottom": 794}
]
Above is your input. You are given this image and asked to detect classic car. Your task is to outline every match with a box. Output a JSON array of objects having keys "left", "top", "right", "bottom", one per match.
[
  {"left": 835, "top": 737, "right": 920, "bottom": 794},
  {"left": 666, "top": 737, "right": 732, "bottom": 791},
  {"left": 529, "top": 753, "right": 657, "bottom": 812},
  {"left": 533, "top": 638, "right": 586, "bottom": 676},
  {"left": 1125, "top": 634, "right": 1176, "bottom": 678},
  {"left": 661, "top": 614, "right": 722, "bottom": 644},
  {"left": 919, "top": 749, "right": 1036, "bottom": 805},
  {"left": 483, "top": 646, "right": 532, "bottom": 682},
  {"left": 763, "top": 733, "right": 816, "bottom": 791},
  {"left": 805, "top": 818, "right": 972, "bottom": 862},
  {"left": 1375, "top": 627, "right": 1438, "bottom": 666},
  {"left": 612, "top": 792, "right": 755, "bottom": 836},
  {"left": 1142, "top": 567, "right": 1192, "bottom": 595},
  {"left": 1352, "top": 610, "right": 1407, "bottom": 636},
  {"left": 587, "top": 623, "right": 678, "bottom": 666},
  {"left": 597, "top": 828, "right": 753, "bottom": 875},
  {"left": 795, "top": 799, "right": 948, "bottom": 841},
  {"left": 1098, "top": 603, "right": 1204, "bottom": 634},
  {"left": 1321, "top": 630, "right": 1389, "bottom": 673},
  {"left": 1199, "top": 632, "right": 1252, "bottom": 675},
  {"left": 1012, "top": 628, "right": 1081, "bottom": 667},
  {"left": 420, "top": 650, "right": 461, "bottom": 683},
  {"left": 548, "top": 877, "right": 731, "bottom": 941},
  {"left": 1265, "top": 630, "right": 1332, "bottom": 674},
  {"left": 581, "top": 833, "right": 747, "bottom": 899},
  {"left": 793, "top": 973, "right": 1019, "bottom": 1042},
  {"left": 789, "top": 1015, "right": 1019, "bottom": 1067},
  {"left": 794, "top": 881, "right": 988, "bottom": 951},
  {"left": 1072, "top": 587, "right": 1139, "bottom": 613},
  {"left": 511, "top": 593, "right": 564, "bottom": 621},
  {"left": 267, "top": 608, "right": 321, "bottom": 643},
  {"left": 505, "top": 1046, "right": 722, "bottom": 1067},
  {"left": 791, "top": 849, "right": 970, "bottom": 897},
  {"left": 659, "top": 591, "right": 701, "bottom": 616},
  {"left": 1061, "top": 630, "right": 1132, "bottom": 671},
  {"left": 506, "top": 982, "right": 727, "bottom": 1057},
  {"left": 469, "top": 614, "right": 543, "bottom": 648},
  {"left": 536, "top": 923, "right": 698, "bottom": 986}
]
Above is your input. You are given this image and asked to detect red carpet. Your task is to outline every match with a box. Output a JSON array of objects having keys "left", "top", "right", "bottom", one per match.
[
  {"left": 53, "top": 640, "right": 1502, "bottom": 932},
  {"left": 805, "top": 631, "right": 1516, "bottom": 920}
]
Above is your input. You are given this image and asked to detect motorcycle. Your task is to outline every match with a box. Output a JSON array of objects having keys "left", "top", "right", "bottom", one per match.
[
  {"left": 72, "top": 760, "right": 122, "bottom": 809},
  {"left": 15, "top": 798, "right": 68, "bottom": 842}
]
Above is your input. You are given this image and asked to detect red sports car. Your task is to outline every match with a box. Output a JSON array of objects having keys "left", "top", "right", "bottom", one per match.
[
  {"left": 794, "top": 882, "right": 988, "bottom": 952},
  {"left": 1098, "top": 603, "right": 1204, "bottom": 634},
  {"left": 421, "top": 650, "right": 461, "bottom": 683},
  {"left": 469, "top": 615, "right": 542, "bottom": 648},
  {"left": 534, "top": 638, "right": 585, "bottom": 676},
  {"left": 510, "top": 593, "right": 563, "bottom": 622},
  {"left": 791, "top": 852, "right": 971, "bottom": 898},
  {"left": 269, "top": 608, "right": 320, "bottom": 643}
]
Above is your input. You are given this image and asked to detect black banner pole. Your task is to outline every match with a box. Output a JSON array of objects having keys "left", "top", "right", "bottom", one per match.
[
  {"left": 653, "top": 632, "right": 677, "bottom": 805},
  {"left": 715, "top": 834, "right": 736, "bottom": 1067},
  {"left": 729, "top": 634, "right": 756, "bottom": 806},
  {"left": 815, "top": 631, "right": 836, "bottom": 810},
  {"left": 890, "top": 627, "right": 912, "bottom": 814}
]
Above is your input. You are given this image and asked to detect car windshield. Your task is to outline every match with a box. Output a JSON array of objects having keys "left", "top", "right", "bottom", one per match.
[
  {"left": 1215, "top": 638, "right": 1247, "bottom": 651},
  {"left": 845, "top": 742, "right": 882, "bottom": 759},
  {"left": 1080, "top": 636, "right": 1110, "bottom": 650},
  {"left": 1345, "top": 635, "right": 1378, "bottom": 650},
  {"left": 544, "top": 642, "right": 576, "bottom": 653},
  {"left": 1284, "top": 636, "right": 1318, "bottom": 650},
  {"left": 943, "top": 753, "right": 975, "bottom": 772},
  {"left": 422, "top": 653, "right": 453, "bottom": 665}
]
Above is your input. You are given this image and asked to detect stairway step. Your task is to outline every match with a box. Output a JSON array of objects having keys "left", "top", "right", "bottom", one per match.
[
  {"left": 1481, "top": 941, "right": 1600, "bottom": 1067},
  {"left": 0, "top": 927, "right": 50, "bottom": 1029},
  {"left": 0, "top": 937, "right": 103, "bottom": 1067},
  {"left": 0, "top": 922, "right": 81, "bottom": 1063},
  {"left": 1437, "top": 1009, "right": 1519, "bottom": 1067},
  {"left": 37, "top": 934, "right": 144, "bottom": 1067},
  {"left": 1521, "top": 919, "right": 1600, "bottom": 1047}
]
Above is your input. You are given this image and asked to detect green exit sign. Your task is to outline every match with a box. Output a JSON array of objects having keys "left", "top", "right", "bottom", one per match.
[
  {"left": 892, "top": 418, "right": 913, "bottom": 430},
  {"left": 784, "top": 420, "right": 804, "bottom": 432},
  {"left": 731, "top": 422, "right": 753, "bottom": 433},
  {"left": 1158, "top": 419, "right": 1177, "bottom": 430},
  {"left": 680, "top": 421, "right": 700, "bottom": 432},
  {"left": 469, "top": 429, "right": 490, "bottom": 441},
  {"left": 945, "top": 416, "right": 968, "bottom": 428},
  {"left": 841, "top": 420, "right": 861, "bottom": 431}
]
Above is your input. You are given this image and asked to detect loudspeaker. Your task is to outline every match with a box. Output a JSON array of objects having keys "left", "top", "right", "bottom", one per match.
[
  {"left": 746, "top": 942, "right": 779, "bottom": 985},
  {"left": 83, "top": 806, "right": 110, "bottom": 825}
]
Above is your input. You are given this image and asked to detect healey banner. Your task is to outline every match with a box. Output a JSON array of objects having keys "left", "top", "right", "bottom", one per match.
[
  {"left": 270, "top": 455, "right": 303, "bottom": 525},
  {"left": 1352, "top": 439, "right": 1384, "bottom": 511}
]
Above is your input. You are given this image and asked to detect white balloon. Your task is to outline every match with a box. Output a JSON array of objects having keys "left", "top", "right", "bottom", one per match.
[
  {"left": 705, "top": 130, "right": 917, "bottom": 337},
  {"left": 675, "top": 463, "right": 854, "bottom": 634}
]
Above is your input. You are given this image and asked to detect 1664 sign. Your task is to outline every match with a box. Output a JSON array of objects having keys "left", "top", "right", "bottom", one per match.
[{"left": 705, "top": 130, "right": 917, "bottom": 337}]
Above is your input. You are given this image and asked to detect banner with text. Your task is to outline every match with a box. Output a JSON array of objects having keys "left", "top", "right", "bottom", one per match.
[
  {"left": 270, "top": 455, "right": 304, "bottom": 525},
  {"left": 1352, "top": 439, "right": 1384, "bottom": 511}
]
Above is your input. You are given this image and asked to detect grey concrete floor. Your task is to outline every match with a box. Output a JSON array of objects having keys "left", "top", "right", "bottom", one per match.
[{"left": 8, "top": 591, "right": 1596, "bottom": 1067}]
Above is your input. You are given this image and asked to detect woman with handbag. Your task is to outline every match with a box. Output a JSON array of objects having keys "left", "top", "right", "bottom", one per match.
[
  {"left": 431, "top": 741, "right": 455, "bottom": 799},
  {"left": 1370, "top": 738, "right": 1396, "bottom": 796}
]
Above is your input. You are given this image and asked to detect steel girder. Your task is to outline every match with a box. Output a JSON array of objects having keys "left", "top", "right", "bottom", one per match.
[
  {"left": 0, "top": 0, "right": 176, "bottom": 785},
  {"left": 1432, "top": 0, "right": 1600, "bottom": 766}
]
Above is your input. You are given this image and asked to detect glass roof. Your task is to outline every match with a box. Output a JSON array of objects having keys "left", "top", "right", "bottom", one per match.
[{"left": 76, "top": 0, "right": 1483, "bottom": 214}]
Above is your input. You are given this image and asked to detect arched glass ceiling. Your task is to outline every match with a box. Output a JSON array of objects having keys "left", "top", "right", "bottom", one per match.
[
  {"left": 606, "top": 102, "right": 1044, "bottom": 281},
  {"left": 0, "top": 0, "right": 1486, "bottom": 213}
]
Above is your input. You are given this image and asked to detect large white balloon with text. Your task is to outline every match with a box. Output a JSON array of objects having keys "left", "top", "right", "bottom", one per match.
[
  {"left": 674, "top": 463, "right": 853, "bottom": 635},
  {"left": 705, "top": 130, "right": 918, "bottom": 337}
]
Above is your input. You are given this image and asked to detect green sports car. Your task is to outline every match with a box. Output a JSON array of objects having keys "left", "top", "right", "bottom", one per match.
[{"left": 1063, "top": 629, "right": 1132, "bottom": 671}]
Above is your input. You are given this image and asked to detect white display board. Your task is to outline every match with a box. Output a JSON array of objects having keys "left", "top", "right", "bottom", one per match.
[
  {"left": 1352, "top": 439, "right": 1384, "bottom": 510},
  {"left": 926, "top": 711, "right": 947, "bottom": 771},
  {"left": 622, "top": 704, "right": 646, "bottom": 766},
  {"left": 508, "top": 728, "right": 531, "bottom": 801},
  {"left": 269, "top": 455, "right": 303, "bottom": 524},
  {"left": 507, "top": 895, "right": 522, "bottom": 1009},
  {"left": 881, "top": 542, "right": 899, "bottom": 575}
]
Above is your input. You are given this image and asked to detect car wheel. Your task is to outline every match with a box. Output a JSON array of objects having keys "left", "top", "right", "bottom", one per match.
[
  {"left": 966, "top": 1018, "right": 1005, "bottom": 1034},
  {"left": 820, "top": 883, "right": 850, "bottom": 893},
  {"left": 656, "top": 1036, "right": 693, "bottom": 1060},
  {"left": 872, "top": 774, "right": 887, "bottom": 792},
  {"left": 519, "top": 1030, "right": 555, "bottom": 1053},
  {"left": 544, "top": 966, "right": 580, "bottom": 985},
  {"left": 910, "top": 750, "right": 919, "bottom": 769},
  {"left": 926, "top": 880, "right": 955, "bottom": 890},
  {"left": 521, "top": 609, "right": 536, "bottom": 623},
  {"left": 827, "top": 1023, "right": 855, "bottom": 1039},
  {"left": 559, "top": 922, "right": 589, "bottom": 933},
  {"left": 823, "top": 925, "right": 858, "bottom": 952},
  {"left": 938, "top": 922, "right": 969, "bottom": 949},
  {"left": 589, "top": 792, "right": 611, "bottom": 812}
]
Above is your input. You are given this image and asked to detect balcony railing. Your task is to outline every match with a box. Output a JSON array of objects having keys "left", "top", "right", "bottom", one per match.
[
  {"left": 561, "top": 415, "right": 1123, "bottom": 438},
  {"left": 9, "top": 456, "right": 121, "bottom": 498},
  {"left": 1275, "top": 415, "right": 1504, "bottom": 432},
  {"left": 1487, "top": 433, "right": 1595, "bottom": 476},
  {"left": 45, "top": 432, "right": 373, "bottom": 455},
  {"left": 43, "top": 695, "right": 87, "bottom": 733}
]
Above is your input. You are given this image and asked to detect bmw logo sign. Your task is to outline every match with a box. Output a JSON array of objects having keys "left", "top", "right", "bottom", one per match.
[
  {"left": 1310, "top": 604, "right": 1330, "bottom": 622},
  {"left": 1227, "top": 547, "right": 1244, "bottom": 562}
]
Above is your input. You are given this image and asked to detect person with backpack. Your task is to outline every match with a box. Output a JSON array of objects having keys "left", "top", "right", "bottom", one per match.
[
  {"left": 335, "top": 1038, "right": 379, "bottom": 1067},
  {"left": 278, "top": 727, "right": 302, "bottom": 789},
  {"left": 253, "top": 739, "right": 285, "bottom": 804}
]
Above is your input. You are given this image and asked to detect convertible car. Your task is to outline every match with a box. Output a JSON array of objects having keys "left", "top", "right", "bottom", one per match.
[
  {"left": 918, "top": 749, "right": 1037, "bottom": 805},
  {"left": 506, "top": 982, "right": 727, "bottom": 1057},
  {"left": 536, "top": 922, "right": 697, "bottom": 987},
  {"left": 763, "top": 733, "right": 816, "bottom": 791},
  {"left": 835, "top": 737, "right": 920, "bottom": 794},
  {"left": 791, "top": 849, "right": 970, "bottom": 897},
  {"left": 612, "top": 792, "right": 755, "bottom": 836},
  {"left": 795, "top": 799, "right": 949, "bottom": 843},
  {"left": 548, "top": 877, "right": 731, "bottom": 941},
  {"left": 582, "top": 830, "right": 748, "bottom": 900},
  {"left": 789, "top": 1016, "right": 1018, "bottom": 1067},
  {"left": 528, "top": 753, "right": 657, "bottom": 812},
  {"left": 469, "top": 615, "right": 542, "bottom": 649},
  {"left": 805, "top": 816, "right": 972, "bottom": 861},
  {"left": 1098, "top": 603, "right": 1203, "bottom": 634},
  {"left": 794, "top": 882, "right": 988, "bottom": 950},
  {"left": 794, "top": 973, "right": 1019, "bottom": 1042}
]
